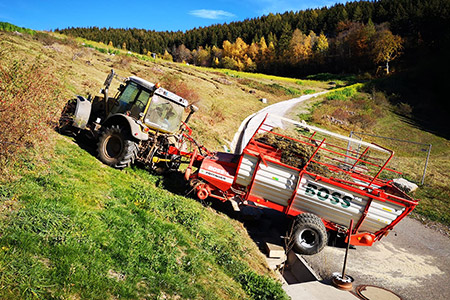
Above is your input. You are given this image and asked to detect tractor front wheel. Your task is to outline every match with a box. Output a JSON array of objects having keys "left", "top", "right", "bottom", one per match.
[
  {"left": 97, "top": 125, "right": 138, "bottom": 169},
  {"left": 292, "top": 213, "right": 327, "bottom": 255}
]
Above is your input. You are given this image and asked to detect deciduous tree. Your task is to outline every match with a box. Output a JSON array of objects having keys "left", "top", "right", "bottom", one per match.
[{"left": 372, "top": 29, "right": 403, "bottom": 74}]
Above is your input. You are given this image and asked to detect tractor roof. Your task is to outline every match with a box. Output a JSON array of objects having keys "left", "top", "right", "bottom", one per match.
[{"left": 129, "top": 76, "right": 189, "bottom": 108}]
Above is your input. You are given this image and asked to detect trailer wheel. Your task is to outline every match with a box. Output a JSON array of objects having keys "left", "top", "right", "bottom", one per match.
[
  {"left": 97, "top": 125, "right": 138, "bottom": 169},
  {"left": 292, "top": 213, "right": 327, "bottom": 255}
]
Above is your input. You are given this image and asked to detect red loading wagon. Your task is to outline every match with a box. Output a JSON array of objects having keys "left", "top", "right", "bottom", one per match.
[{"left": 185, "top": 115, "right": 419, "bottom": 254}]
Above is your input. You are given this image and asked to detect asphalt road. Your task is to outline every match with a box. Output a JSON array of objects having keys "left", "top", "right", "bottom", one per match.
[{"left": 302, "top": 217, "right": 450, "bottom": 300}]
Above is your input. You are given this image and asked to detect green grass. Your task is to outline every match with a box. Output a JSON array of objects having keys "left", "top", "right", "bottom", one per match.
[
  {"left": 325, "top": 84, "right": 363, "bottom": 101},
  {"left": 192, "top": 65, "right": 323, "bottom": 86},
  {"left": 0, "top": 22, "right": 36, "bottom": 35},
  {"left": 0, "top": 136, "right": 288, "bottom": 300}
]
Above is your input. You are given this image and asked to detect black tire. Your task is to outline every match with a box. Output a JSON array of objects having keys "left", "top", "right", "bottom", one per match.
[
  {"left": 292, "top": 213, "right": 327, "bottom": 255},
  {"left": 58, "top": 99, "right": 77, "bottom": 135},
  {"left": 97, "top": 125, "right": 138, "bottom": 169}
]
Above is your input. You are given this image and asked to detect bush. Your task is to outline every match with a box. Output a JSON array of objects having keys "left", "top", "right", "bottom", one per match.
[
  {"left": 0, "top": 58, "right": 64, "bottom": 175},
  {"left": 348, "top": 114, "right": 376, "bottom": 129},
  {"left": 396, "top": 102, "right": 413, "bottom": 116},
  {"left": 238, "top": 271, "right": 289, "bottom": 300}
]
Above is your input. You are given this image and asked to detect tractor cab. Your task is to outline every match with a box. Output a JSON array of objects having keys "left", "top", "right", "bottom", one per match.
[{"left": 110, "top": 76, "right": 188, "bottom": 133}]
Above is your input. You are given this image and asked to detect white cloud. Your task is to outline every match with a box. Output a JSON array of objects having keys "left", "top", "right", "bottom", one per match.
[
  {"left": 189, "top": 9, "right": 236, "bottom": 20},
  {"left": 252, "top": 0, "right": 337, "bottom": 15}
]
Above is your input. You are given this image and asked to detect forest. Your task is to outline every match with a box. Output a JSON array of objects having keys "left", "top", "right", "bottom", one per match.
[{"left": 57, "top": 0, "right": 449, "bottom": 77}]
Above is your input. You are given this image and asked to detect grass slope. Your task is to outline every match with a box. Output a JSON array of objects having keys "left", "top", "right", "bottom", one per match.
[
  {"left": 1, "top": 25, "right": 449, "bottom": 300},
  {"left": 0, "top": 135, "right": 287, "bottom": 299}
]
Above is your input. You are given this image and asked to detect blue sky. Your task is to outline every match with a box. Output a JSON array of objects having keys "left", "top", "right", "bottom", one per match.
[{"left": 0, "top": 0, "right": 342, "bottom": 32}]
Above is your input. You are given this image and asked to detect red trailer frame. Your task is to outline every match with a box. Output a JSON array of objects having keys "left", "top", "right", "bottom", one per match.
[{"left": 186, "top": 116, "right": 419, "bottom": 247}]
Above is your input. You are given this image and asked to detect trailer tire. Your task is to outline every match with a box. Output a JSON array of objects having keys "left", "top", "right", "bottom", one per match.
[
  {"left": 97, "top": 125, "right": 138, "bottom": 169},
  {"left": 292, "top": 213, "right": 327, "bottom": 255}
]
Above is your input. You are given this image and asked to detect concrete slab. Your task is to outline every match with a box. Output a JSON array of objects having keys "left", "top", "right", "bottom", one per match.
[
  {"left": 265, "top": 242, "right": 285, "bottom": 258},
  {"left": 283, "top": 281, "right": 360, "bottom": 300}
]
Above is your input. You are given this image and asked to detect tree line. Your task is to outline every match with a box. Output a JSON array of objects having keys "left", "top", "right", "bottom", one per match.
[{"left": 57, "top": 0, "right": 449, "bottom": 76}]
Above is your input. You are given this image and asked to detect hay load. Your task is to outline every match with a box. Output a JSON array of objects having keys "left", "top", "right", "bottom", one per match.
[{"left": 256, "top": 129, "right": 353, "bottom": 181}]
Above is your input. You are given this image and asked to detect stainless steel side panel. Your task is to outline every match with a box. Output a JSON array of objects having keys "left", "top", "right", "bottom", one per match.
[
  {"left": 235, "top": 153, "right": 406, "bottom": 233},
  {"left": 294, "top": 174, "right": 405, "bottom": 233}
]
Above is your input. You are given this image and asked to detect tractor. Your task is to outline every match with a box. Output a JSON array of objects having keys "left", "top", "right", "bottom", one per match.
[{"left": 59, "top": 69, "right": 198, "bottom": 173}]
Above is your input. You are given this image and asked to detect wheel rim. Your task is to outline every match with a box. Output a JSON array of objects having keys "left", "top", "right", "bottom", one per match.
[
  {"left": 104, "top": 134, "right": 124, "bottom": 159},
  {"left": 297, "top": 228, "right": 319, "bottom": 249}
]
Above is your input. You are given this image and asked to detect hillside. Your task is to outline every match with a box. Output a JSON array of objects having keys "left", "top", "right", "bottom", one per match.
[
  {"left": 1, "top": 27, "right": 449, "bottom": 299},
  {"left": 0, "top": 30, "right": 326, "bottom": 299}
]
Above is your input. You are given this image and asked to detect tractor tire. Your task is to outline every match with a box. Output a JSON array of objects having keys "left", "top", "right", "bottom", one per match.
[
  {"left": 58, "top": 98, "right": 77, "bottom": 135},
  {"left": 292, "top": 213, "right": 327, "bottom": 255},
  {"left": 97, "top": 125, "right": 138, "bottom": 169}
]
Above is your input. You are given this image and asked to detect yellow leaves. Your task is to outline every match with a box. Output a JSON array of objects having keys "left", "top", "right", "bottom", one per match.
[
  {"left": 163, "top": 50, "right": 173, "bottom": 61},
  {"left": 372, "top": 29, "right": 403, "bottom": 74},
  {"left": 373, "top": 29, "right": 403, "bottom": 63},
  {"left": 289, "top": 29, "right": 313, "bottom": 64},
  {"left": 316, "top": 33, "right": 329, "bottom": 53},
  {"left": 221, "top": 38, "right": 254, "bottom": 71}
]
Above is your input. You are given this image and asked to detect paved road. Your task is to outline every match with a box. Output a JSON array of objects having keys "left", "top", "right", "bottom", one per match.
[
  {"left": 302, "top": 217, "right": 450, "bottom": 300},
  {"left": 230, "top": 91, "right": 328, "bottom": 153}
]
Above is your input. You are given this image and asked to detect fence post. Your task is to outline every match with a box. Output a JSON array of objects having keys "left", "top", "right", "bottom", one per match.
[{"left": 421, "top": 144, "right": 432, "bottom": 185}]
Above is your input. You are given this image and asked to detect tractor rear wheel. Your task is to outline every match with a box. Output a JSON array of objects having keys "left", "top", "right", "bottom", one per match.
[
  {"left": 292, "top": 213, "right": 327, "bottom": 255},
  {"left": 97, "top": 125, "right": 138, "bottom": 169}
]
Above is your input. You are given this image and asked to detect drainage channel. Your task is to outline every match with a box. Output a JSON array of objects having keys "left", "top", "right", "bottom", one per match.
[{"left": 265, "top": 243, "right": 360, "bottom": 300}]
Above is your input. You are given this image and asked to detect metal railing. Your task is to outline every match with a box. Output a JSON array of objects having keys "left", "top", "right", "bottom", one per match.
[{"left": 348, "top": 131, "right": 432, "bottom": 185}]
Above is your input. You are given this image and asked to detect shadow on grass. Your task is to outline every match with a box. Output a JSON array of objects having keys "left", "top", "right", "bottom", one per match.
[
  {"left": 158, "top": 170, "right": 349, "bottom": 256},
  {"left": 367, "top": 61, "right": 450, "bottom": 140},
  {"left": 58, "top": 128, "right": 349, "bottom": 255}
]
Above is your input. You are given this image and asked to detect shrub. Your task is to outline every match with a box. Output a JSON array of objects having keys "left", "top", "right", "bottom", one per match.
[
  {"left": 303, "top": 89, "right": 316, "bottom": 94},
  {"left": 238, "top": 271, "right": 289, "bottom": 300},
  {"left": 0, "top": 58, "right": 64, "bottom": 175},
  {"left": 348, "top": 114, "right": 376, "bottom": 129},
  {"left": 396, "top": 102, "right": 413, "bottom": 116},
  {"left": 373, "top": 90, "right": 389, "bottom": 106},
  {"left": 113, "top": 56, "right": 132, "bottom": 70}
]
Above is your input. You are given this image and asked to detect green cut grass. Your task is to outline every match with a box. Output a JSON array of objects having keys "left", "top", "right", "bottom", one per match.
[{"left": 0, "top": 135, "right": 288, "bottom": 300}]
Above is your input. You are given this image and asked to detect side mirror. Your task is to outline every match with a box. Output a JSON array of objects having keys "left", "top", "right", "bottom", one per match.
[
  {"left": 190, "top": 104, "right": 199, "bottom": 113},
  {"left": 184, "top": 104, "right": 198, "bottom": 124},
  {"left": 118, "top": 84, "right": 125, "bottom": 92}
]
